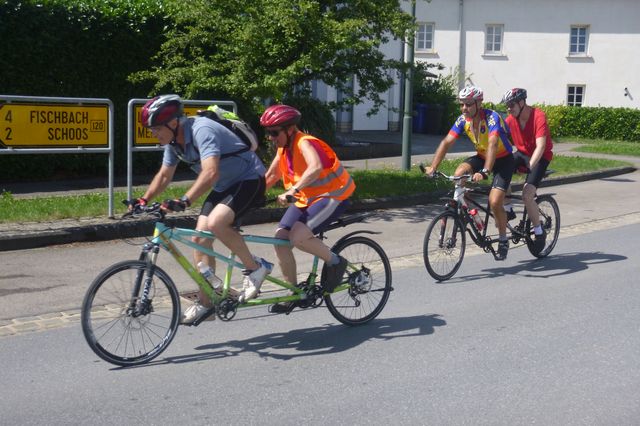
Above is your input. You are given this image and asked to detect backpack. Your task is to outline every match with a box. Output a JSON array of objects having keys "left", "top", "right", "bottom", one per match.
[{"left": 196, "top": 105, "right": 259, "bottom": 159}]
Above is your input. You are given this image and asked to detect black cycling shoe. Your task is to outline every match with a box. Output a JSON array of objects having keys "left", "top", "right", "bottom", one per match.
[
  {"left": 532, "top": 228, "right": 547, "bottom": 255},
  {"left": 495, "top": 240, "right": 509, "bottom": 261},
  {"left": 323, "top": 256, "right": 348, "bottom": 292},
  {"left": 506, "top": 209, "right": 517, "bottom": 221},
  {"left": 269, "top": 301, "right": 296, "bottom": 314}
]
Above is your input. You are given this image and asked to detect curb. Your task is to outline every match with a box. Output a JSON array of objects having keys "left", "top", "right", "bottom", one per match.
[{"left": 0, "top": 166, "right": 635, "bottom": 252}]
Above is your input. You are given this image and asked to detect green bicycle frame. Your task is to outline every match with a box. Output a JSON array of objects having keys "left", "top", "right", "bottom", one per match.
[{"left": 150, "top": 221, "right": 322, "bottom": 308}]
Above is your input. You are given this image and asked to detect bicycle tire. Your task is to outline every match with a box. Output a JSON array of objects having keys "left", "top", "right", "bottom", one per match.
[
  {"left": 423, "top": 210, "right": 466, "bottom": 281},
  {"left": 527, "top": 194, "right": 560, "bottom": 258},
  {"left": 323, "top": 236, "right": 392, "bottom": 325},
  {"left": 81, "top": 260, "right": 180, "bottom": 367}
]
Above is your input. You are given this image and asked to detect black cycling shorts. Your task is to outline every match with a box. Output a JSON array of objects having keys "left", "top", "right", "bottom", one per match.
[
  {"left": 513, "top": 151, "right": 550, "bottom": 188},
  {"left": 200, "top": 177, "right": 266, "bottom": 218},
  {"left": 464, "top": 153, "right": 514, "bottom": 191}
]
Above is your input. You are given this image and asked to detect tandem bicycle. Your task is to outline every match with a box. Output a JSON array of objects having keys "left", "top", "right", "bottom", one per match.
[
  {"left": 420, "top": 167, "right": 560, "bottom": 281},
  {"left": 81, "top": 202, "right": 392, "bottom": 367}
]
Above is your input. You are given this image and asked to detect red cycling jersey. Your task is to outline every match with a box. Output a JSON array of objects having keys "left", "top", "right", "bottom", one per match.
[{"left": 505, "top": 108, "right": 553, "bottom": 161}]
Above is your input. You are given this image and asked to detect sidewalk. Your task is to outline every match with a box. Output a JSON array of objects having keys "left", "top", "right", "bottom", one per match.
[{"left": 0, "top": 131, "right": 637, "bottom": 251}]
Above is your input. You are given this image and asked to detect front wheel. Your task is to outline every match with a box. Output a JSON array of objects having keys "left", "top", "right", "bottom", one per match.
[
  {"left": 527, "top": 195, "right": 560, "bottom": 258},
  {"left": 323, "top": 236, "right": 392, "bottom": 325},
  {"left": 81, "top": 260, "right": 180, "bottom": 367},
  {"left": 423, "top": 211, "right": 466, "bottom": 281}
]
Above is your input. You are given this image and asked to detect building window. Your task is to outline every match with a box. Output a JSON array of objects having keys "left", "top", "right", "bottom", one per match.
[
  {"left": 415, "top": 22, "right": 434, "bottom": 52},
  {"left": 485, "top": 24, "right": 503, "bottom": 54},
  {"left": 570, "top": 26, "right": 589, "bottom": 55},
  {"left": 567, "top": 85, "right": 585, "bottom": 106}
]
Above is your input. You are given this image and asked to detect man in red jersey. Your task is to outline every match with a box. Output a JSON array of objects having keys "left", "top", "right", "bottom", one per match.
[{"left": 501, "top": 88, "right": 554, "bottom": 253}]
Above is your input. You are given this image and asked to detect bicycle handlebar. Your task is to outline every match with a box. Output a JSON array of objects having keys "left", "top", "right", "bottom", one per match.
[
  {"left": 418, "top": 164, "right": 473, "bottom": 182},
  {"left": 121, "top": 200, "right": 165, "bottom": 220}
]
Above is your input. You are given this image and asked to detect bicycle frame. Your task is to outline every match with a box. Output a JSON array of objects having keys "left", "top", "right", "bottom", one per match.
[
  {"left": 81, "top": 204, "right": 393, "bottom": 366},
  {"left": 146, "top": 221, "right": 323, "bottom": 309}
]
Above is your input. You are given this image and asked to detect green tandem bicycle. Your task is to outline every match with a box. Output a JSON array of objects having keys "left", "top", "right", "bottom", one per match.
[{"left": 81, "top": 202, "right": 393, "bottom": 367}]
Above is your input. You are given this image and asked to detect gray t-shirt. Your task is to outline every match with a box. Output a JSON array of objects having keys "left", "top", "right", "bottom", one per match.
[{"left": 162, "top": 116, "right": 265, "bottom": 191}]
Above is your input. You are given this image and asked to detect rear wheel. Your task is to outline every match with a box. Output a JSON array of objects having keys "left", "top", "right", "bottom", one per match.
[
  {"left": 81, "top": 260, "right": 180, "bottom": 367},
  {"left": 324, "top": 236, "right": 392, "bottom": 325},
  {"left": 527, "top": 195, "right": 560, "bottom": 258},
  {"left": 423, "top": 211, "right": 466, "bottom": 281}
]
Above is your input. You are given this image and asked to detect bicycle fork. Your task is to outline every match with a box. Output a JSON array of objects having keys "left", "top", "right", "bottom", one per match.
[{"left": 128, "top": 242, "right": 160, "bottom": 317}]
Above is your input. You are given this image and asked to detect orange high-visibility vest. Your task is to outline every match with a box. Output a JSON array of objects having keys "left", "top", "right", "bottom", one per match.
[{"left": 278, "top": 133, "right": 355, "bottom": 207}]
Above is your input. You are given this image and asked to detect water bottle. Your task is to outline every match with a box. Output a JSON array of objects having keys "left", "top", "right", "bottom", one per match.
[
  {"left": 469, "top": 208, "right": 484, "bottom": 231},
  {"left": 197, "top": 261, "right": 222, "bottom": 290}
]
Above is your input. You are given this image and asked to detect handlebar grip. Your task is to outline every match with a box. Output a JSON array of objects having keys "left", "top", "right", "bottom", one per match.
[{"left": 285, "top": 194, "right": 296, "bottom": 203}]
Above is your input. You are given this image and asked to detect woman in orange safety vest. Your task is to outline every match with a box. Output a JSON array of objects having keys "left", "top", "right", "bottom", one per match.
[{"left": 260, "top": 104, "right": 355, "bottom": 313}]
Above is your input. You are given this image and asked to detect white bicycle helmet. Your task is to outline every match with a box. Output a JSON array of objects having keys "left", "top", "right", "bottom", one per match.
[{"left": 458, "top": 86, "right": 484, "bottom": 102}]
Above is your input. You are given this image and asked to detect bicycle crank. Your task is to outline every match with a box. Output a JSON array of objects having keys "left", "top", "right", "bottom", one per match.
[{"left": 216, "top": 299, "right": 238, "bottom": 321}]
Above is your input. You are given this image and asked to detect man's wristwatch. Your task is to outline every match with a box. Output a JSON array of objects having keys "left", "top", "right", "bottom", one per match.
[
  {"left": 479, "top": 168, "right": 490, "bottom": 179},
  {"left": 180, "top": 195, "right": 191, "bottom": 207},
  {"left": 292, "top": 186, "right": 301, "bottom": 194}
]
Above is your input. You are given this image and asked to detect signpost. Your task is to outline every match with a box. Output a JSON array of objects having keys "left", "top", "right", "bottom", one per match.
[
  {"left": 0, "top": 103, "right": 108, "bottom": 148},
  {"left": 0, "top": 95, "right": 114, "bottom": 216}
]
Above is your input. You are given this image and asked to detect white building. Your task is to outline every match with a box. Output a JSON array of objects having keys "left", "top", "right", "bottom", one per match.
[{"left": 319, "top": 0, "right": 640, "bottom": 131}]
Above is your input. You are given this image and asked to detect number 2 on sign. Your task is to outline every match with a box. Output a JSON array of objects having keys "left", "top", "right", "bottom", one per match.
[{"left": 4, "top": 127, "right": 12, "bottom": 140}]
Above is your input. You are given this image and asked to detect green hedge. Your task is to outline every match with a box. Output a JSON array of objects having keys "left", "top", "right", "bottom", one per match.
[
  {"left": 486, "top": 102, "right": 640, "bottom": 142},
  {"left": 536, "top": 105, "right": 640, "bottom": 142},
  {"left": 0, "top": 0, "right": 167, "bottom": 182}
]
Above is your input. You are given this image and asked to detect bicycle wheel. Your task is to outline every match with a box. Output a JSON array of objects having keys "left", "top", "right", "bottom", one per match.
[
  {"left": 81, "top": 260, "right": 180, "bottom": 367},
  {"left": 323, "top": 236, "right": 392, "bottom": 325},
  {"left": 423, "top": 210, "right": 466, "bottom": 281},
  {"left": 527, "top": 194, "right": 560, "bottom": 258}
]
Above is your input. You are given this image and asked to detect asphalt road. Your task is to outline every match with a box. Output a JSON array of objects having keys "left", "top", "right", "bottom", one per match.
[
  {"left": 1, "top": 223, "right": 639, "bottom": 425},
  {"left": 1, "top": 152, "right": 639, "bottom": 424}
]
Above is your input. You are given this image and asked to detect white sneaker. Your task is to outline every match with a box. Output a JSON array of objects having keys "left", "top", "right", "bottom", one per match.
[
  {"left": 239, "top": 258, "right": 274, "bottom": 302},
  {"left": 180, "top": 302, "right": 212, "bottom": 325}
]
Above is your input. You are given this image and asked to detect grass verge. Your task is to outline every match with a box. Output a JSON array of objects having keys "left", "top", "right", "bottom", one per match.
[
  {"left": 0, "top": 155, "right": 632, "bottom": 223},
  {"left": 556, "top": 138, "right": 640, "bottom": 157}
]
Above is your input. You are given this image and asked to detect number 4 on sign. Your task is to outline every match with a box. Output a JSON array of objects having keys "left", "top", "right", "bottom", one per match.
[{"left": 4, "top": 110, "right": 12, "bottom": 122}]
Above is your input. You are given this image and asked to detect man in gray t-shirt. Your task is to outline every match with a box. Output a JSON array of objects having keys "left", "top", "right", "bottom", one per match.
[{"left": 132, "top": 95, "right": 273, "bottom": 324}]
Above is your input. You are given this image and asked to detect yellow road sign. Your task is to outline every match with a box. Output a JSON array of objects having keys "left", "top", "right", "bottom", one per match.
[
  {"left": 0, "top": 103, "right": 109, "bottom": 148},
  {"left": 133, "top": 105, "right": 210, "bottom": 146}
]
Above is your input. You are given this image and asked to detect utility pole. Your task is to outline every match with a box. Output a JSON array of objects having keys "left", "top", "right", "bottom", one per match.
[{"left": 401, "top": 0, "right": 416, "bottom": 171}]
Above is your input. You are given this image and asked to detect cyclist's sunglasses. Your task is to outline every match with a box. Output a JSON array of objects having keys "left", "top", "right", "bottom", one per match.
[
  {"left": 459, "top": 101, "right": 475, "bottom": 107},
  {"left": 266, "top": 128, "right": 284, "bottom": 137}
]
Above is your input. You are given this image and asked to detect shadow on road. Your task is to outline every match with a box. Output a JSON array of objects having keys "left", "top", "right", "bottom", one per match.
[
  {"left": 120, "top": 314, "right": 447, "bottom": 368},
  {"left": 439, "top": 251, "right": 627, "bottom": 284}
]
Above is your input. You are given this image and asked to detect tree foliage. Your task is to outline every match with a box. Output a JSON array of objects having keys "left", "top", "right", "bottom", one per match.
[{"left": 131, "top": 0, "right": 415, "bottom": 113}]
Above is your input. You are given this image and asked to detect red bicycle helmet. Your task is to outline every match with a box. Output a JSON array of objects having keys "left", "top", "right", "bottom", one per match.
[
  {"left": 140, "top": 95, "right": 184, "bottom": 127},
  {"left": 259, "top": 104, "right": 301, "bottom": 128}
]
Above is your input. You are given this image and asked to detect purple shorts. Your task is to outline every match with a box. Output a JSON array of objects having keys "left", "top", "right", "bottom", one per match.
[{"left": 278, "top": 198, "right": 350, "bottom": 234}]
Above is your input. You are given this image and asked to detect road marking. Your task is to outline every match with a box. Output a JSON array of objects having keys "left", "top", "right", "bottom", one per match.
[{"left": 2, "top": 211, "right": 639, "bottom": 338}]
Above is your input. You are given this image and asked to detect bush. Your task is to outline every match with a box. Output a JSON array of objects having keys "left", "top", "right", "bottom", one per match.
[
  {"left": 284, "top": 95, "right": 336, "bottom": 145},
  {"left": 412, "top": 62, "right": 458, "bottom": 134},
  {"left": 536, "top": 105, "right": 640, "bottom": 142}
]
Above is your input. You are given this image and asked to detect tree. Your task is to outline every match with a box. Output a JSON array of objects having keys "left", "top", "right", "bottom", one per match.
[{"left": 130, "top": 0, "right": 415, "bottom": 113}]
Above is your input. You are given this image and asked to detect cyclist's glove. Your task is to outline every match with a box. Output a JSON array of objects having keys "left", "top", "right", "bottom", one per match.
[
  {"left": 124, "top": 197, "right": 148, "bottom": 210},
  {"left": 162, "top": 198, "right": 186, "bottom": 212}
]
